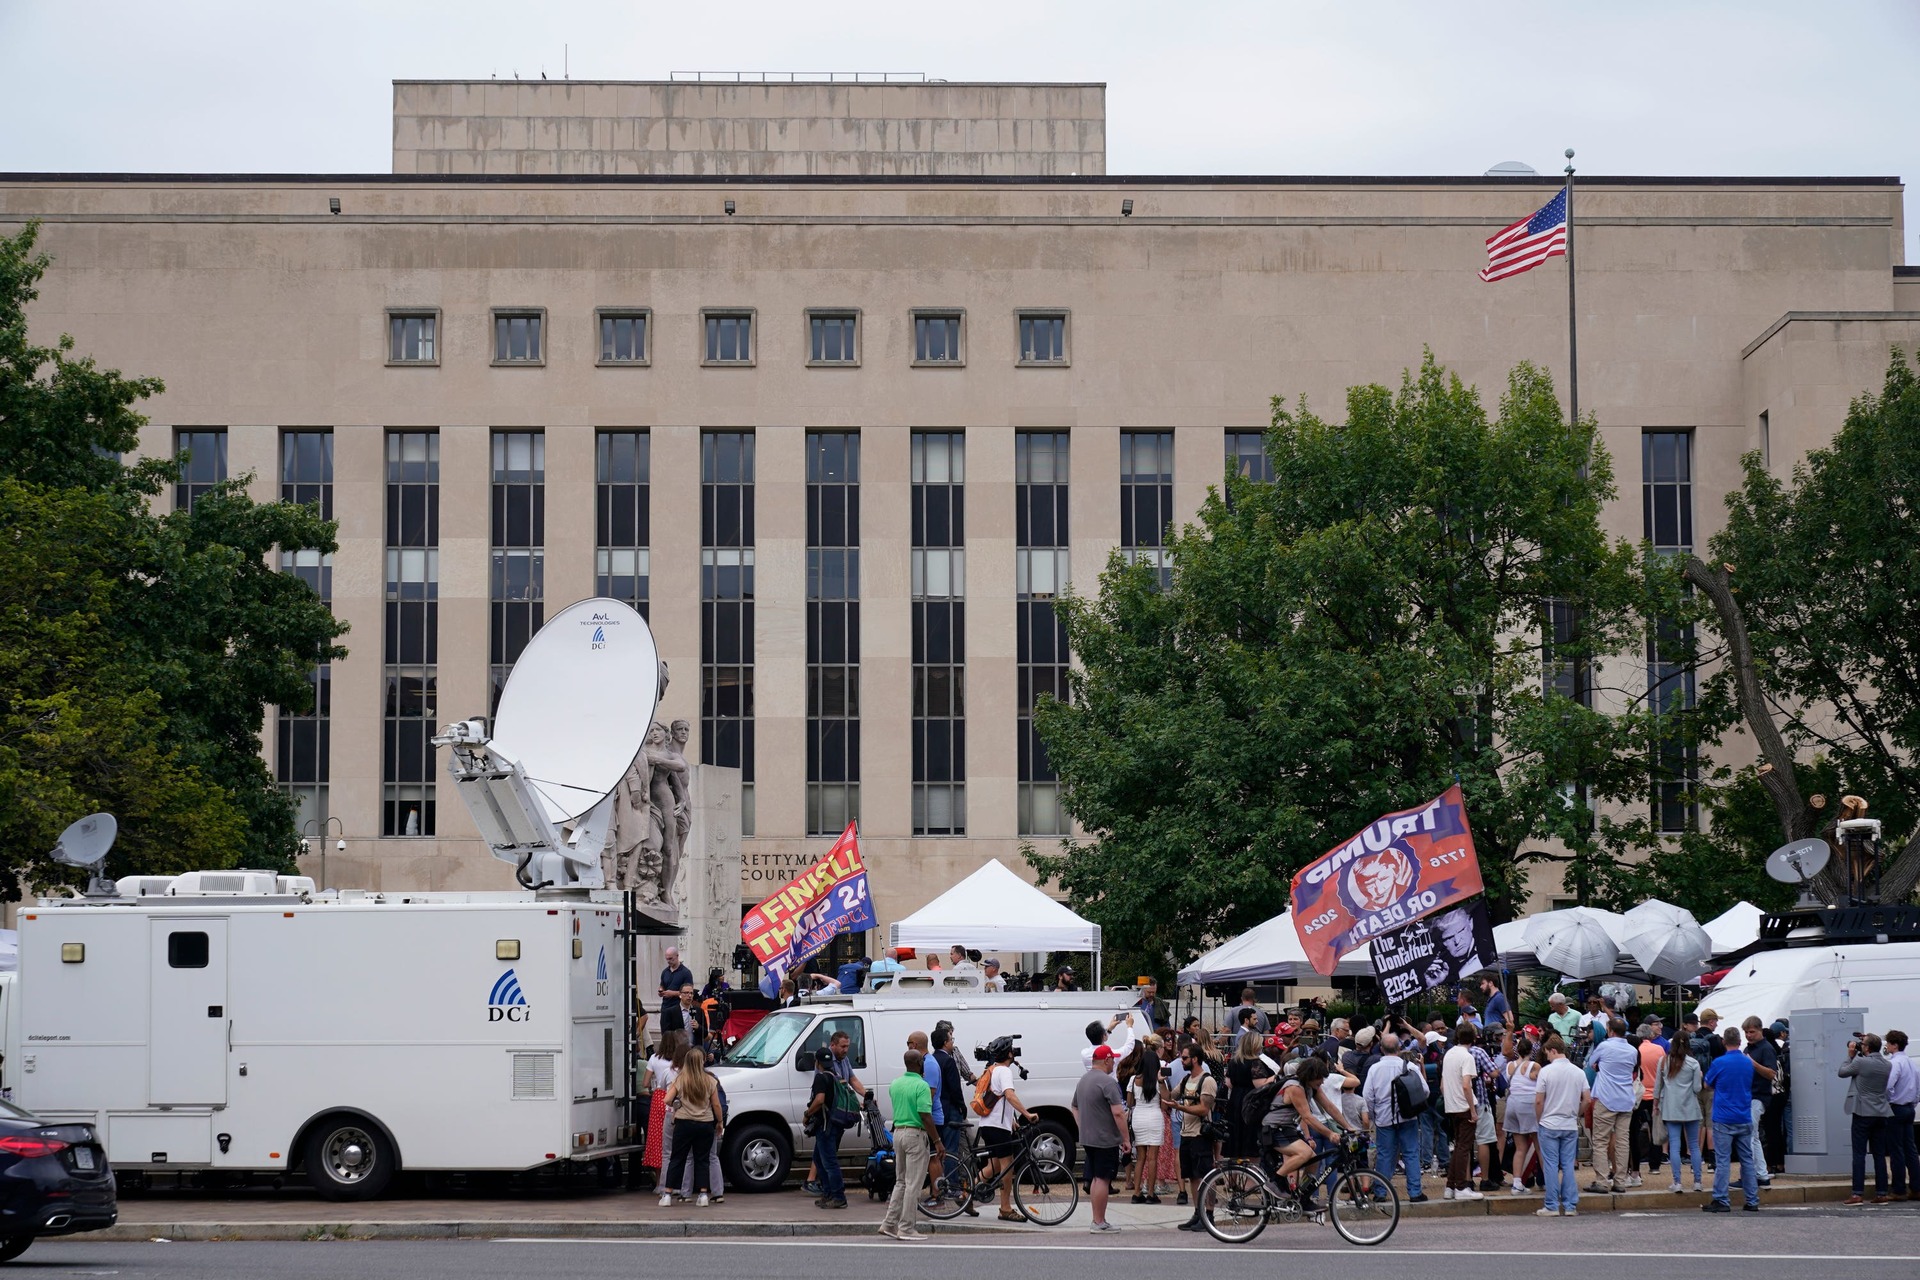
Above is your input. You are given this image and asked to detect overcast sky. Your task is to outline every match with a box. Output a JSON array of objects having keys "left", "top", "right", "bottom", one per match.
[{"left": 3, "top": 1, "right": 1916, "bottom": 255}]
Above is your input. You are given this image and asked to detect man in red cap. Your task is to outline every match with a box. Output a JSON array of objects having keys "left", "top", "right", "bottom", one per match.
[{"left": 1072, "top": 1044, "right": 1131, "bottom": 1232}]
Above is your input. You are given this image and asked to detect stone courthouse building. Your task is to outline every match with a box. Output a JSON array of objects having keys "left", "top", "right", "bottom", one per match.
[{"left": 4, "top": 78, "right": 1917, "bottom": 950}]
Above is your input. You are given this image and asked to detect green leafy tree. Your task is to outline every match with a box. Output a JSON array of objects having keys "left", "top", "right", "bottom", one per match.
[
  {"left": 1027, "top": 355, "right": 1679, "bottom": 979},
  {"left": 1681, "top": 350, "right": 1920, "bottom": 904},
  {"left": 0, "top": 223, "right": 346, "bottom": 893}
]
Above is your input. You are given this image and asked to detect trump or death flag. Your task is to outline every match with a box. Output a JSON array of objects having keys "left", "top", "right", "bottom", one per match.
[
  {"left": 1290, "top": 785, "right": 1485, "bottom": 976},
  {"left": 741, "top": 822, "right": 874, "bottom": 996}
]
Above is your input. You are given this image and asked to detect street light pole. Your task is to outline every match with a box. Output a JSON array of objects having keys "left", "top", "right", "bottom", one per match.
[{"left": 298, "top": 815, "right": 346, "bottom": 890}]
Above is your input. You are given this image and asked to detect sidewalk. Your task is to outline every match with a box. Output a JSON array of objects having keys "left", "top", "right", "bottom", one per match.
[{"left": 96, "top": 1175, "right": 1863, "bottom": 1242}]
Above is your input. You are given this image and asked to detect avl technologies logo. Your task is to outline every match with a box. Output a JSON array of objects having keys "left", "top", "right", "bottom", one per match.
[
  {"left": 488, "top": 969, "right": 531, "bottom": 1022},
  {"left": 585, "top": 611, "right": 617, "bottom": 651}
]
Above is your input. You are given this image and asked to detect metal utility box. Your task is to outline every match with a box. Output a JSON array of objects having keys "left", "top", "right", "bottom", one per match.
[{"left": 1784, "top": 1006, "right": 1863, "bottom": 1176}]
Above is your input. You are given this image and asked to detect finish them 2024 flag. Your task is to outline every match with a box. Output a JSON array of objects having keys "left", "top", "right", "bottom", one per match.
[
  {"left": 741, "top": 822, "right": 874, "bottom": 997},
  {"left": 1290, "top": 785, "right": 1486, "bottom": 976}
]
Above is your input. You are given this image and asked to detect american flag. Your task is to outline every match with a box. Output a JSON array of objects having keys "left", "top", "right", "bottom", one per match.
[{"left": 1478, "top": 187, "right": 1569, "bottom": 283}]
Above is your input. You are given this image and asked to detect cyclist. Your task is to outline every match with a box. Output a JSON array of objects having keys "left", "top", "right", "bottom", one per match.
[
  {"left": 1265, "top": 1057, "right": 1343, "bottom": 1199},
  {"left": 980, "top": 1036, "right": 1038, "bottom": 1222}
]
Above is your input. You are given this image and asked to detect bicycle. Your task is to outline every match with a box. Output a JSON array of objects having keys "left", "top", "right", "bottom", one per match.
[
  {"left": 1195, "top": 1130, "right": 1400, "bottom": 1247},
  {"left": 918, "top": 1119, "right": 1079, "bottom": 1226}
]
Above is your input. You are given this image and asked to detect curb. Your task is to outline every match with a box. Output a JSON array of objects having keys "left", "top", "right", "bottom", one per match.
[{"left": 94, "top": 1183, "right": 1863, "bottom": 1242}]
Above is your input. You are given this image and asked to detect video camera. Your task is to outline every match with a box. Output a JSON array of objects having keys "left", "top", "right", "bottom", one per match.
[{"left": 974, "top": 1034, "right": 1030, "bottom": 1079}]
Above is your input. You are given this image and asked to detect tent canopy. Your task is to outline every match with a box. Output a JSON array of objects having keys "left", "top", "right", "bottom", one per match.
[
  {"left": 1703, "top": 901, "right": 1763, "bottom": 957},
  {"left": 889, "top": 859, "right": 1101, "bottom": 954},
  {"left": 1178, "top": 910, "right": 1375, "bottom": 985}
]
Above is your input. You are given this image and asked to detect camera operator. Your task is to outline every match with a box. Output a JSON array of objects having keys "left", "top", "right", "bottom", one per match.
[
  {"left": 978, "top": 1037, "right": 1036, "bottom": 1221},
  {"left": 1840, "top": 1031, "right": 1893, "bottom": 1204}
]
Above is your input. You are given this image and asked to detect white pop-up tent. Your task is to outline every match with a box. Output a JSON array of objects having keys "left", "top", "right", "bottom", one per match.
[
  {"left": 889, "top": 859, "right": 1103, "bottom": 980},
  {"left": 1177, "top": 909, "right": 1377, "bottom": 986},
  {"left": 1703, "top": 901, "right": 1764, "bottom": 958}
]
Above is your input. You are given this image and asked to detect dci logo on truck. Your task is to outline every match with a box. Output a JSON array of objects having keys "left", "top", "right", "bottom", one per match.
[{"left": 488, "top": 968, "right": 531, "bottom": 1022}]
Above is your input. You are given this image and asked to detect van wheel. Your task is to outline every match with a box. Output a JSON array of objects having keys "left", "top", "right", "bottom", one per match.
[
  {"left": 0, "top": 1235, "right": 32, "bottom": 1264},
  {"left": 721, "top": 1122, "right": 791, "bottom": 1193},
  {"left": 304, "top": 1115, "right": 396, "bottom": 1201},
  {"left": 1029, "top": 1117, "right": 1076, "bottom": 1171}
]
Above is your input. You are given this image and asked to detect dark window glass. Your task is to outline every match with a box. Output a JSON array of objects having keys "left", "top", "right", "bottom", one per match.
[
  {"left": 1643, "top": 430, "right": 1697, "bottom": 832},
  {"left": 596, "top": 431, "right": 651, "bottom": 619},
  {"left": 384, "top": 431, "right": 439, "bottom": 836},
  {"left": 174, "top": 429, "right": 228, "bottom": 512},
  {"left": 600, "top": 314, "right": 647, "bottom": 363},
  {"left": 703, "top": 433, "right": 757, "bottom": 834},
  {"left": 807, "top": 433, "right": 860, "bottom": 836},
  {"left": 1016, "top": 432, "right": 1071, "bottom": 835},
  {"left": 1019, "top": 314, "right": 1066, "bottom": 363},
  {"left": 1225, "top": 431, "right": 1274, "bottom": 485},
  {"left": 705, "top": 314, "right": 753, "bottom": 363},
  {"left": 494, "top": 313, "right": 543, "bottom": 362},
  {"left": 914, "top": 314, "right": 962, "bottom": 363},
  {"left": 168, "top": 931, "right": 210, "bottom": 969},
  {"left": 389, "top": 313, "right": 437, "bottom": 363},
  {"left": 810, "top": 314, "right": 857, "bottom": 363}
]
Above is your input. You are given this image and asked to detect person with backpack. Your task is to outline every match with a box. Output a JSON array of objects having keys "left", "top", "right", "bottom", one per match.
[
  {"left": 976, "top": 1037, "right": 1037, "bottom": 1222},
  {"left": 1362, "top": 1032, "right": 1429, "bottom": 1202}
]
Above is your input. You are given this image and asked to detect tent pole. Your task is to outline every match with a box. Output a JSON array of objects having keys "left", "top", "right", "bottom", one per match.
[{"left": 1094, "top": 950, "right": 1102, "bottom": 989}]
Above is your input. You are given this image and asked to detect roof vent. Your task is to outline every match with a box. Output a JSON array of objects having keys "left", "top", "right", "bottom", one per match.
[
  {"left": 1485, "top": 160, "right": 1538, "bottom": 176},
  {"left": 166, "top": 870, "right": 282, "bottom": 896}
]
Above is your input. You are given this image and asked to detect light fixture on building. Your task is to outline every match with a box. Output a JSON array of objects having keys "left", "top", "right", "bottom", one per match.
[
  {"left": 328, "top": 197, "right": 341, "bottom": 215},
  {"left": 723, "top": 199, "right": 736, "bottom": 216},
  {"left": 1121, "top": 199, "right": 1133, "bottom": 217}
]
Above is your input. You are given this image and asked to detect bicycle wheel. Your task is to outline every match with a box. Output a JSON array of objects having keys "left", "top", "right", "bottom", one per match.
[
  {"left": 919, "top": 1148, "right": 978, "bottom": 1221},
  {"left": 1198, "top": 1163, "right": 1272, "bottom": 1244},
  {"left": 1327, "top": 1169, "right": 1399, "bottom": 1246},
  {"left": 1012, "top": 1156, "right": 1078, "bottom": 1226}
]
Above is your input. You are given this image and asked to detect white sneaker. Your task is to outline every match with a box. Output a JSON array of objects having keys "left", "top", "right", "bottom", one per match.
[
  {"left": 1443, "top": 1187, "right": 1456, "bottom": 1199},
  {"left": 1510, "top": 1181, "right": 1527, "bottom": 1195},
  {"left": 877, "top": 1225, "right": 900, "bottom": 1240},
  {"left": 1535, "top": 1207, "right": 1558, "bottom": 1216},
  {"left": 1455, "top": 1188, "right": 1485, "bottom": 1201},
  {"left": 1563, "top": 1208, "right": 1578, "bottom": 1216},
  {"left": 696, "top": 1193, "right": 709, "bottom": 1207},
  {"left": 657, "top": 1194, "right": 671, "bottom": 1207},
  {"left": 1627, "top": 1175, "right": 1643, "bottom": 1188},
  {"left": 1670, "top": 1182, "right": 1683, "bottom": 1194},
  {"left": 897, "top": 1227, "right": 928, "bottom": 1241}
]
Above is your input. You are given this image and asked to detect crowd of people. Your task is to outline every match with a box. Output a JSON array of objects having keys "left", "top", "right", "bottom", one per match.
[{"left": 636, "top": 942, "right": 1920, "bottom": 1230}]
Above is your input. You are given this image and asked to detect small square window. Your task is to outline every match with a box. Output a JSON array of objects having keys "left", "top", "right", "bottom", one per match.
[
  {"left": 702, "top": 310, "right": 755, "bottom": 366},
  {"left": 492, "top": 309, "right": 546, "bottom": 366},
  {"left": 913, "top": 310, "right": 966, "bottom": 367},
  {"left": 387, "top": 310, "right": 439, "bottom": 365},
  {"left": 597, "top": 309, "right": 651, "bottom": 366},
  {"left": 807, "top": 310, "right": 861, "bottom": 367},
  {"left": 168, "top": 931, "right": 210, "bottom": 969},
  {"left": 1018, "top": 311, "right": 1070, "bottom": 366}
]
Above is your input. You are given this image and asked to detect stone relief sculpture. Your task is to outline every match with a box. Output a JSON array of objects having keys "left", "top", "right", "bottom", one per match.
[
  {"left": 604, "top": 719, "right": 693, "bottom": 907},
  {"left": 648, "top": 720, "right": 692, "bottom": 907}
]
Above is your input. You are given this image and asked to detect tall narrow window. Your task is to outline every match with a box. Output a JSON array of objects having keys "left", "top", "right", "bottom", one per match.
[
  {"left": 1541, "top": 599, "right": 1592, "bottom": 706},
  {"left": 1644, "top": 430, "right": 1696, "bottom": 833},
  {"left": 702, "top": 432, "right": 756, "bottom": 834},
  {"left": 807, "top": 433, "right": 860, "bottom": 837},
  {"left": 1225, "top": 431, "right": 1274, "bottom": 484},
  {"left": 278, "top": 430, "right": 333, "bottom": 835},
  {"left": 174, "top": 428, "right": 227, "bottom": 512},
  {"left": 1758, "top": 410, "right": 1771, "bottom": 472},
  {"left": 1017, "top": 432, "right": 1071, "bottom": 837},
  {"left": 1121, "top": 431, "right": 1174, "bottom": 588},
  {"left": 491, "top": 432, "right": 545, "bottom": 713},
  {"left": 596, "top": 431, "right": 650, "bottom": 619},
  {"left": 384, "top": 431, "right": 439, "bottom": 837},
  {"left": 912, "top": 433, "right": 966, "bottom": 836}
]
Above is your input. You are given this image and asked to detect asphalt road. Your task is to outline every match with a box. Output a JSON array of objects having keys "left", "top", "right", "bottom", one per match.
[{"left": 20, "top": 1201, "right": 1920, "bottom": 1278}]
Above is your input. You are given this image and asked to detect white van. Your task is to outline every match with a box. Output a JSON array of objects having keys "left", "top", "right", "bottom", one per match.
[
  {"left": 1699, "top": 941, "right": 1920, "bottom": 1032},
  {"left": 711, "top": 973, "right": 1140, "bottom": 1192}
]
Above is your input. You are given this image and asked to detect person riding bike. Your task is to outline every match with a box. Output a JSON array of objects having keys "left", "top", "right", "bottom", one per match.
[{"left": 1264, "top": 1057, "right": 1344, "bottom": 1196}]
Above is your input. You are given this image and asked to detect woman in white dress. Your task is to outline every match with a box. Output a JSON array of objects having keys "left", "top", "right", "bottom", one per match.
[{"left": 1129, "top": 1042, "right": 1167, "bottom": 1203}]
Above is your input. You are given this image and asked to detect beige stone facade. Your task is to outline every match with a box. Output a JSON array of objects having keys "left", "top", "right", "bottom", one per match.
[{"left": 3, "top": 80, "right": 1916, "bottom": 949}]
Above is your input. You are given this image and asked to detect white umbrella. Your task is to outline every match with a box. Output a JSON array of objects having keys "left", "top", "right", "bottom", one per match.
[
  {"left": 1622, "top": 900, "right": 1714, "bottom": 983},
  {"left": 1530, "top": 911, "right": 1620, "bottom": 978}
]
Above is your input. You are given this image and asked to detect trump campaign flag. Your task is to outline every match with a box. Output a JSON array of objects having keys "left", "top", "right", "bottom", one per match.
[
  {"left": 740, "top": 822, "right": 874, "bottom": 996},
  {"left": 1289, "top": 785, "right": 1485, "bottom": 976}
]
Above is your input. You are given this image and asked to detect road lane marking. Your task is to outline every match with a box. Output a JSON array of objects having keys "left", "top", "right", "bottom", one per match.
[{"left": 490, "top": 1238, "right": 1920, "bottom": 1260}]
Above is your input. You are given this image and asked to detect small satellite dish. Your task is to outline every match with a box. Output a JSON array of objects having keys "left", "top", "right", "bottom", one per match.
[
  {"left": 52, "top": 812, "right": 118, "bottom": 869},
  {"left": 488, "top": 598, "right": 662, "bottom": 825},
  {"left": 1766, "top": 837, "right": 1831, "bottom": 885},
  {"left": 1485, "top": 160, "right": 1539, "bottom": 177}
]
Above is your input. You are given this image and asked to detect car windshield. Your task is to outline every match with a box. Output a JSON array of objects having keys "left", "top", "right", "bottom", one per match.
[{"left": 722, "top": 1010, "right": 811, "bottom": 1067}]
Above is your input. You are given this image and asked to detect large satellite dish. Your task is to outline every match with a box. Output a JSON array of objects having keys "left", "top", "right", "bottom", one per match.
[
  {"left": 488, "top": 598, "right": 662, "bottom": 825},
  {"left": 52, "top": 813, "right": 118, "bottom": 869},
  {"left": 1766, "top": 837, "right": 1831, "bottom": 885}
]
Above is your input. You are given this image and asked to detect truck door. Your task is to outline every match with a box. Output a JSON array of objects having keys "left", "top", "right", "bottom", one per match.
[
  {"left": 794, "top": 1014, "right": 870, "bottom": 1153},
  {"left": 149, "top": 919, "right": 228, "bottom": 1106}
]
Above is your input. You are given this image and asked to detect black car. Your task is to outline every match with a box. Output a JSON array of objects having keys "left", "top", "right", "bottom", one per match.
[{"left": 0, "top": 1098, "right": 115, "bottom": 1263}]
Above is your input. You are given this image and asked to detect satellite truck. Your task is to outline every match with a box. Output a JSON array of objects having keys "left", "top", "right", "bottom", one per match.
[{"left": 11, "top": 599, "right": 672, "bottom": 1199}]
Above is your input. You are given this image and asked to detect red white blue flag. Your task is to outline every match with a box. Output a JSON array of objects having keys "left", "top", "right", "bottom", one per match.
[{"left": 1479, "top": 187, "right": 1569, "bottom": 282}]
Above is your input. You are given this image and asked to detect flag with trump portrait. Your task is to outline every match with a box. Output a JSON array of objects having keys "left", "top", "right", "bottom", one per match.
[
  {"left": 1289, "top": 785, "right": 1486, "bottom": 976},
  {"left": 741, "top": 822, "right": 874, "bottom": 997}
]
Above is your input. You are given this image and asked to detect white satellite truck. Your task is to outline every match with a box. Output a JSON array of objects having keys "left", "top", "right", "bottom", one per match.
[{"left": 12, "top": 599, "right": 670, "bottom": 1200}]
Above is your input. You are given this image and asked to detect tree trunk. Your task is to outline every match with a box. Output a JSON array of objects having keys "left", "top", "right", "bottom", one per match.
[{"left": 1681, "top": 557, "right": 1823, "bottom": 879}]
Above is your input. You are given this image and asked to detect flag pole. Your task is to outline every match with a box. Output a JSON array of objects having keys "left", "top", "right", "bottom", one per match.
[{"left": 1564, "top": 148, "right": 1579, "bottom": 426}]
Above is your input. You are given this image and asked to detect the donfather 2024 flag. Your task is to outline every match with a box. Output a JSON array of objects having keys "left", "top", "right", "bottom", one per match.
[
  {"left": 1479, "top": 187, "right": 1569, "bottom": 283},
  {"left": 1290, "top": 785, "right": 1486, "bottom": 976},
  {"left": 741, "top": 822, "right": 874, "bottom": 997}
]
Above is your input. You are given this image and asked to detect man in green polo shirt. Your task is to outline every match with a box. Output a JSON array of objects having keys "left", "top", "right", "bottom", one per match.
[
  {"left": 880, "top": 1049, "right": 946, "bottom": 1242},
  {"left": 1547, "top": 992, "right": 1581, "bottom": 1043}
]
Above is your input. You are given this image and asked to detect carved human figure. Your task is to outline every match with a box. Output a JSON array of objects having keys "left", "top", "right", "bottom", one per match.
[
  {"left": 646, "top": 721, "right": 690, "bottom": 905},
  {"left": 609, "top": 748, "right": 665, "bottom": 898}
]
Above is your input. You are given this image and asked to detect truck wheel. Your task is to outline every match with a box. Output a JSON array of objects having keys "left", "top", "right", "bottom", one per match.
[
  {"left": 721, "top": 1122, "right": 791, "bottom": 1193},
  {"left": 1028, "top": 1117, "right": 1076, "bottom": 1172},
  {"left": 0, "top": 1236, "right": 31, "bottom": 1264},
  {"left": 303, "top": 1115, "right": 396, "bottom": 1201}
]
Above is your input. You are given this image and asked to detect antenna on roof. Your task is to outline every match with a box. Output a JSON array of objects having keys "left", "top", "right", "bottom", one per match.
[{"left": 565, "top": 43, "right": 569, "bottom": 79}]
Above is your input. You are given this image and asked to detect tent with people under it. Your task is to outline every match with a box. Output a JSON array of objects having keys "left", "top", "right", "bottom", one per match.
[
  {"left": 1176, "top": 909, "right": 1378, "bottom": 985},
  {"left": 888, "top": 858, "right": 1103, "bottom": 981}
]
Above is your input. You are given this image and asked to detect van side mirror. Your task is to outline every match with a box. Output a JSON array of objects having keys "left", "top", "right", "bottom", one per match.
[{"left": 796, "top": 1053, "right": 814, "bottom": 1074}]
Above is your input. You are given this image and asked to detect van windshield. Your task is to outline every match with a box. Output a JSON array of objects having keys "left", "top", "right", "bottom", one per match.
[{"left": 723, "top": 1010, "right": 811, "bottom": 1068}]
